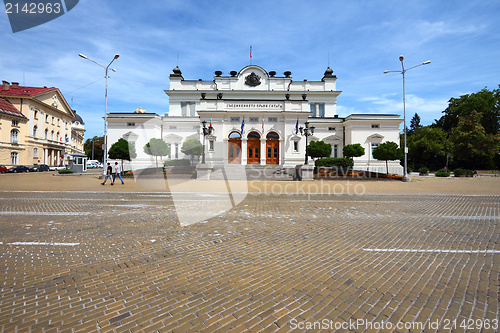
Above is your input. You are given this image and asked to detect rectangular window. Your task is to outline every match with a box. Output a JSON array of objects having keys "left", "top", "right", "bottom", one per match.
[
  {"left": 333, "top": 144, "right": 338, "bottom": 158},
  {"left": 310, "top": 103, "right": 325, "bottom": 118},
  {"left": 230, "top": 117, "right": 240, "bottom": 122},
  {"left": 11, "top": 152, "right": 18, "bottom": 165},
  {"left": 167, "top": 143, "right": 171, "bottom": 159},
  {"left": 371, "top": 124, "right": 380, "bottom": 129},
  {"left": 328, "top": 127, "right": 336, "bottom": 131},
  {"left": 249, "top": 117, "right": 259, "bottom": 123},
  {"left": 209, "top": 140, "right": 214, "bottom": 152},
  {"left": 371, "top": 143, "right": 379, "bottom": 159},
  {"left": 318, "top": 104, "right": 325, "bottom": 118},
  {"left": 175, "top": 143, "right": 179, "bottom": 159},
  {"left": 45, "top": 115, "right": 49, "bottom": 123},
  {"left": 127, "top": 122, "right": 135, "bottom": 127},
  {"left": 57, "top": 119, "right": 60, "bottom": 126},
  {"left": 268, "top": 117, "right": 277, "bottom": 122},
  {"left": 181, "top": 102, "right": 196, "bottom": 117},
  {"left": 310, "top": 104, "right": 316, "bottom": 117},
  {"left": 52, "top": 117, "right": 54, "bottom": 125},
  {"left": 33, "top": 148, "right": 38, "bottom": 158},
  {"left": 293, "top": 141, "right": 299, "bottom": 153},
  {"left": 255, "top": 147, "right": 259, "bottom": 158},
  {"left": 12, "top": 119, "right": 18, "bottom": 126},
  {"left": 190, "top": 103, "right": 196, "bottom": 117},
  {"left": 248, "top": 147, "right": 253, "bottom": 158},
  {"left": 169, "top": 126, "right": 177, "bottom": 130},
  {"left": 34, "top": 110, "right": 38, "bottom": 119}
]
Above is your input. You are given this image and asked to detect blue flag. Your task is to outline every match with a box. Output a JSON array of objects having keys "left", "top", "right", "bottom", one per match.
[
  {"left": 295, "top": 118, "right": 299, "bottom": 134},
  {"left": 241, "top": 117, "right": 245, "bottom": 134}
]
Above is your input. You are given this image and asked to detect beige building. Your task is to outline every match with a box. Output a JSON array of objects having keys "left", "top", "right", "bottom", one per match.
[{"left": 0, "top": 81, "right": 85, "bottom": 168}]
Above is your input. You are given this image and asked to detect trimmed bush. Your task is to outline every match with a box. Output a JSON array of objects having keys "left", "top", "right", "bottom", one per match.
[
  {"left": 315, "top": 158, "right": 354, "bottom": 169},
  {"left": 453, "top": 168, "right": 475, "bottom": 177},
  {"left": 164, "top": 159, "right": 191, "bottom": 167},
  {"left": 418, "top": 167, "right": 429, "bottom": 175},
  {"left": 435, "top": 168, "right": 451, "bottom": 177},
  {"left": 58, "top": 169, "right": 74, "bottom": 174}
]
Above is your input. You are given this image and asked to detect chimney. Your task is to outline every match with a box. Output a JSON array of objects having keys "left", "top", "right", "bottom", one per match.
[
  {"left": 2, "top": 81, "right": 9, "bottom": 90},
  {"left": 12, "top": 82, "right": 19, "bottom": 88}
]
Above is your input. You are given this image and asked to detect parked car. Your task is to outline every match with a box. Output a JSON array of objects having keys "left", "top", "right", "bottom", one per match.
[
  {"left": 8, "top": 165, "right": 30, "bottom": 173},
  {"left": 0, "top": 165, "right": 7, "bottom": 174},
  {"left": 49, "top": 165, "right": 67, "bottom": 171},
  {"left": 30, "top": 164, "right": 50, "bottom": 172}
]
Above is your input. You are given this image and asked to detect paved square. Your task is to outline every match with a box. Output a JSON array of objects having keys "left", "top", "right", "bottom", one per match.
[{"left": 0, "top": 174, "right": 499, "bottom": 332}]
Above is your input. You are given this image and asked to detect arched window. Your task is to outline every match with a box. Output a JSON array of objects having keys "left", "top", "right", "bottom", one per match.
[
  {"left": 229, "top": 132, "right": 241, "bottom": 139},
  {"left": 10, "top": 129, "right": 18, "bottom": 143},
  {"left": 248, "top": 132, "right": 260, "bottom": 139},
  {"left": 51, "top": 131, "right": 54, "bottom": 141},
  {"left": 266, "top": 132, "right": 279, "bottom": 139},
  {"left": 33, "top": 125, "right": 38, "bottom": 138},
  {"left": 45, "top": 129, "right": 48, "bottom": 139}
]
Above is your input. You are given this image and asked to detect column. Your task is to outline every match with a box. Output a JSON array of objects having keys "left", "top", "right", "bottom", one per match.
[{"left": 241, "top": 138, "right": 247, "bottom": 165}]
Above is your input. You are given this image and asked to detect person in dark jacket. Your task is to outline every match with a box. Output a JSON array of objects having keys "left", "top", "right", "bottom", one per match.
[{"left": 101, "top": 163, "right": 113, "bottom": 185}]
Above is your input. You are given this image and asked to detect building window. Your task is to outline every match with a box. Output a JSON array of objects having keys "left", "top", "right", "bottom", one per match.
[
  {"left": 249, "top": 117, "right": 259, "bottom": 123},
  {"left": 51, "top": 131, "right": 54, "bottom": 141},
  {"left": 181, "top": 102, "right": 196, "bottom": 117},
  {"left": 33, "top": 148, "right": 38, "bottom": 158},
  {"left": 371, "top": 143, "right": 379, "bottom": 158},
  {"left": 209, "top": 140, "right": 214, "bottom": 152},
  {"left": 12, "top": 119, "right": 19, "bottom": 126},
  {"left": 57, "top": 119, "right": 60, "bottom": 126},
  {"left": 56, "top": 132, "right": 60, "bottom": 141},
  {"left": 268, "top": 117, "right": 277, "bottom": 122},
  {"left": 333, "top": 144, "right": 338, "bottom": 158},
  {"left": 45, "top": 129, "right": 48, "bottom": 139},
  {"left": 11, "top": 152, "right": 18, "bottom": 165},
  {"left": 51, "top": 117, "right": 54, "bottom": 125},
  {"left": 328, "top": 127, "right": 336, "bottom": 131},
  {"left": 174, "top": 143, "right": 179, "bottom": 159},
  {"left": 310, "top": 103, "right": 325, "bottom": 118},
  {"left": 371, "top": 124, "right": 380, "bottom": 129},
  {"left": 33, "top": 125, "right": 37, "bottom": 138},
  {"left": 167, "top": 143, "right": 171, "bottom": 159},
  {"left": 127, "top": 122, "right": 135, "bottom": 127},
  {"left": 169, "top": 126, "right": 177, "bottom": 130},
  {"left": 230, "top": 117, "right": 240, "bottom": 122},
  {"left": 293, "top": 141, "right": 299, "bottom": 153},
  {"left": 10, "top": 129, "right": 18, "bottom": 143},
  {"left": 34, "top": 110, "right": 38, "bottom": 119},
  {"left": 45, "top": 115, "right": 49, "bottom": 123}
]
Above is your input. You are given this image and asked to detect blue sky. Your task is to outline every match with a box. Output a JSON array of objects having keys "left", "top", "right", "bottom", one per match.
[{"left": 2, "top": 0, "right": 499, "bottom": 139}]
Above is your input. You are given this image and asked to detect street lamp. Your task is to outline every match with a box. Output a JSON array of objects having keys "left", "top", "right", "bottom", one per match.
[
  {"left": 384, "top": 55, "right": 430, "bottom": 182},
  {"left": 299, "top": 121, "right": 315, "bottom": 165},
  {"left": 79, "top": 53, "right": 119, "bottom": 177},
  {"left": 201, "top": 120, "right": 214, "bottom": 164}
]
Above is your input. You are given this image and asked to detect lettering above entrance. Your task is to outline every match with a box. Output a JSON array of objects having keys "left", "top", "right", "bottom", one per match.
[{"left": 245, "top": 72, "right": 261, "bottom": 87}]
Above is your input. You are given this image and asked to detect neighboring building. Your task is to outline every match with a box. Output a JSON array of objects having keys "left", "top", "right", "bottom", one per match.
[
  {"left": 0, "top": 81, "right": 85, "bottom": 167},
  {"left": 107, "top": 65, "right": 403, "bottom": 174}
]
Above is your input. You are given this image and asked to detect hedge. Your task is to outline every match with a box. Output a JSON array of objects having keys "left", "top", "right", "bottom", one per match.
[
  {"left": 435, "top": 168, "right": 451, "bottom": 177},
  {"left": 314, "top": 158, "right": 354, "bottom": 169},
  {"left": 164, "top": 159, "right": 191, "bottom": 167},
  {"left": 453, "top": 168, "right": 475, "bottom": 177}
]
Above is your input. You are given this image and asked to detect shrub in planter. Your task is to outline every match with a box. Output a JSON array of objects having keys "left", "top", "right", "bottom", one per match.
[
  {"left": 58, "top": 169, "right": 74, "bottom": 174},
  {"left": 453, "top": 168, "right": 475, "bottom": 177},
  {"left": 418, "top": 167, "right": 429, "bottom": 175},
  {"left": 435, "top": 168, "right": 451, "bottom": 177},
  {"left": 315, "top": 157, "right": 354, "bottom": 169}
]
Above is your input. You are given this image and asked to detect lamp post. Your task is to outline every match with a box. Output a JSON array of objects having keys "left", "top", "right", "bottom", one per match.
[
  {"left": 79, "top": 53, "right": 119, "bottom": 177},
  {"left": 201, "top": 120, "right": 214, "bottom": 164},
  {"left": 384, "top": 55, "right": 430, "bottom": 182},
  {"left": 91, "top": 139, "right": 95, "bottom": 160},
  {"left": 299, "top": 121, "right": 315, "bottom": 165}
]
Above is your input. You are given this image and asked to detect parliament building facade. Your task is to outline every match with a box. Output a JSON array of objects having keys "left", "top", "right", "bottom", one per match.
[{"left": 107, "top": 65, "right": 403, "bottom": 175}]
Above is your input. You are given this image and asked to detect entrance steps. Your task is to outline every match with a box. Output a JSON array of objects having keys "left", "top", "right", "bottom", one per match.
[{"left": 208, "top": 165, "right": 295, "bottom": 181}]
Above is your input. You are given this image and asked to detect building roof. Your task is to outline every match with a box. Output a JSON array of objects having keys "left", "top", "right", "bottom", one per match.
[
  {"left": 1, "top": 82, "right": 57, "bottom": 97},
  {"left": 72, "top": 110, "right": 84, "bottom": 124},
  {"left": 0, "top": 97, "right": 27, "bottom": 119}
]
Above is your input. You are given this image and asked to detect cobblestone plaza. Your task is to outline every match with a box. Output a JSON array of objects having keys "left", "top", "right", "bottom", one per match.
[{"left": 0, "top": 174, "right": 499, "bottom": 332}]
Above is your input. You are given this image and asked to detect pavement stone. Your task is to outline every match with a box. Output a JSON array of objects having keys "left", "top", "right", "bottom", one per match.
[{"left": 0, "top": 174, "right": 499, "bottom": 332}]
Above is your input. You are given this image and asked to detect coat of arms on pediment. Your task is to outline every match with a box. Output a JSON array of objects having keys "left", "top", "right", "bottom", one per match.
[{"left": 245, "top": 72, "right": 261, "bottom": 87}]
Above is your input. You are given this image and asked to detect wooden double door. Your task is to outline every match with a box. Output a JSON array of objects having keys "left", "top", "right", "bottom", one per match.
[
  {"left": 247, "top": 138, "right": 260, "bottom": 164},
  {"left": 266, "top": 139, "right": 279, "bottom": 164},
  {"left": 228, "top": 138, "right": 241, "bottom": 164}
]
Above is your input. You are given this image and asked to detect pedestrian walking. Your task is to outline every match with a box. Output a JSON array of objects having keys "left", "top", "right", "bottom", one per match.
[
  {"left": 112, "top": 162, "right": 124, "bottom": 185},
  {"left": 101, "top": 163, "right": 113, "bottom": 185}
]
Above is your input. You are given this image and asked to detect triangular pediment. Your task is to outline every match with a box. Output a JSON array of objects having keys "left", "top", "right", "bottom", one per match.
[
  {"left": 323, "top": 134, "right": 342, "bottom": 141},
  {"left": 367, "top": 133, "right": 384, "bottom": 140},
  {"left": 163, "top": 133, "right": 183, "bottom": 142},
  {"left": 122, "top": 131, "right": 139, "bottom": 141},
  {"left": 34, "top": 89, "right": 74, "bottom": 117}
]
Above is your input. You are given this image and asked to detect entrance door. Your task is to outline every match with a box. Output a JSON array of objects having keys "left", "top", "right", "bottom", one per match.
[
  {"left": 247, "top": 132, "right": 261, "bottom": 164},
  {"left": 266, "top": 132, "right": 279, "bottom": 165},
  {"left": 228, "top": 132, "right": 242, "bottom": 164}
]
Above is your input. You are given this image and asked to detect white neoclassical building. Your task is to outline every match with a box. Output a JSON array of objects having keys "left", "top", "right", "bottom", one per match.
[{"left": 107, "top": 65, "right": 403, "bottom": 174}]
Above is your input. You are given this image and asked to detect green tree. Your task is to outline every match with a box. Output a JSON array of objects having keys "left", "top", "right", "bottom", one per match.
[
  {"left": 449, "top": 111, "right": 500, "bottom": 169},
  {"left": 108, "top": 138, "right": 137, "bottom": 171},
  {"left": 307, "top": 141, "right": 332, "bottom": 160},
  {"left": 409, "top": 113, "right": 422, "bottom": 134},
  {"left": 435, "top": 86, "right": 500, "bottom": 135},
  {"left": 181, "top": 139, "right": 203, "bottom": 164},
  {"left": 84, "top": 136, "right": 104, "bottom": 161},
  {"left": 144, "top": 138, "right": 170, "bottom": 168},
  {"left": 372, "top": 141, "right": 403, "bottom": 175},
  {"left": 407, "top": 126, "right": 451, "bottom": 170},
  {"left": 343, "top": 143, "right": 365, "bottom": 159}
]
